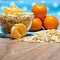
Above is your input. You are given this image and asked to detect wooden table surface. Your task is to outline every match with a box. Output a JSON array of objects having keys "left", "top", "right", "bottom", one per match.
[{"left": 0, "top": 38, "right": 60, "bottom": 60}]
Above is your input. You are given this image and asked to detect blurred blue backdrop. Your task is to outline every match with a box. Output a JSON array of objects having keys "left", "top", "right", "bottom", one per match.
[{"left": 0, "top": 0, "right": 60, "bottom": 33}]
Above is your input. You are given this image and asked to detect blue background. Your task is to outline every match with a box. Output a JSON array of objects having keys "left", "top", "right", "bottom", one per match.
[{"left": 0, "top": 0, "right": 60, "bottom": 33}]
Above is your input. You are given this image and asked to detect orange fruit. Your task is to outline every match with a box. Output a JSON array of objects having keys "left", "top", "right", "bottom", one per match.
[
  {"left": 4, "top": 6, "right": 23, "bottom": 14},
  {"left": 32, "top": 4, "right": 47, "bottom": 18},
  {"left": 10, "top": 4, "right": 23, "bottom": 13},
  {"left": 43, "top": 16, "right": 59, "bottom": 29},
  {"left": 4, "top": 6, "right": 16, "bottom": 14},
  {"left": 11, "top": 23, "right": 26, "bottom": 39},
  {"left": 30, "top": 18, "right": 42, "bottom": 31}
]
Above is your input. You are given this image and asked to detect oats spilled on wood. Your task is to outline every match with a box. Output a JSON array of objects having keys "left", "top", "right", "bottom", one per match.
[{"left": 20, "top": 29, "right": 60, "bottom": 43}]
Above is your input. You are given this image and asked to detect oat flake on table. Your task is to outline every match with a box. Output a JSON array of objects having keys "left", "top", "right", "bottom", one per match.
[{"left": 19, "top": 29, "right": 60, "bottom": 43}]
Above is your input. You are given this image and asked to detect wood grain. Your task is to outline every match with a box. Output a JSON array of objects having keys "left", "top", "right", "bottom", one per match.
[{"left": 0, "top": 38, "right": 60, "bottom": 60}]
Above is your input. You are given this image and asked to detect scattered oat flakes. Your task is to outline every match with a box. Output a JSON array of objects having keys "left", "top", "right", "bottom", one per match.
[{"left": 20, "top": 29, "right": 60, "bottom": 43}]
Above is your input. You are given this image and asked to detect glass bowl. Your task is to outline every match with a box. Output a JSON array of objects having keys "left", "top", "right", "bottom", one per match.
[{"left": 0, "top": 12, "right": 34, "bottom": 33}]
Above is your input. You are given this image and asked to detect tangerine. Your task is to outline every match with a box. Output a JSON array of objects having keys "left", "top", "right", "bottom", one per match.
[
  {"left": 43, "top": 16, "right": 59, "bottom": 29},
  {"left": 30, "top": 18, "right": 42, "bottom": 31},
  {"left": 11, "top": 23, "right": 26, "bottom": 39},
  {"left": 32, "top": 4, "right": 47, "bottom": 18}
]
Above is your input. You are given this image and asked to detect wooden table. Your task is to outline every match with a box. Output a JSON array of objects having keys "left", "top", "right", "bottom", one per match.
[{"left": 0, "top": 38, "right": 60, "bottom": 60}]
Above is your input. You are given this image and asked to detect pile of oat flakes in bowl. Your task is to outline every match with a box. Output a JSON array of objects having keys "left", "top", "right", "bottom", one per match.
[
  {"left": 0, "top": 12, "right": 34, "bottom": 33},
  {"left": 20, "top": 29, "right": 60, "bottom": 43}
]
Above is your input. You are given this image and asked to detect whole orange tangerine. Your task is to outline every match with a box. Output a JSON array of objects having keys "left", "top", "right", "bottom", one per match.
[
  {"left": 30, "top": 18, "right": 42, "bottom": 31},
  {"left": 43, "top": 16, "right": 59, "bottom": 29},
  {"left": 32, "top": 4, "right": 47, "bottom": 18}
]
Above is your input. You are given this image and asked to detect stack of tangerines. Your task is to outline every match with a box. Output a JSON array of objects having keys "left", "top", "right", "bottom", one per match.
[{"left": 30, "top": 4, "right": 59, "bottom": 31}]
